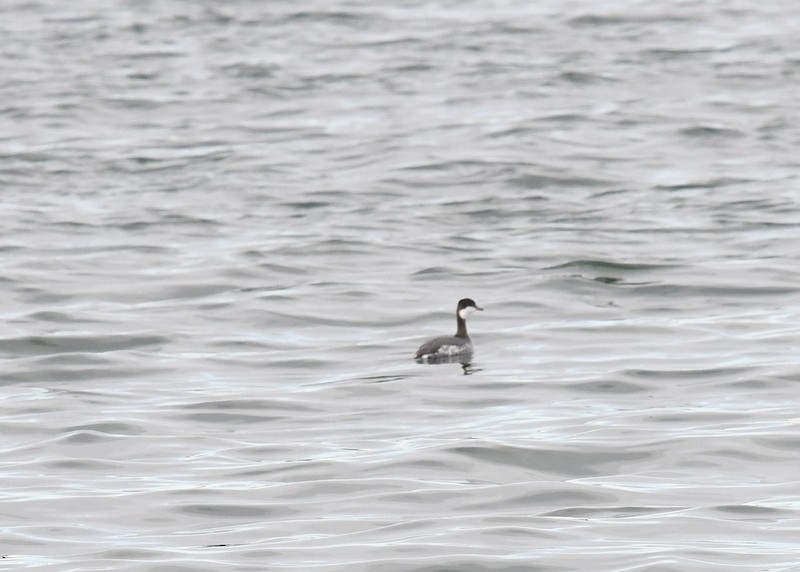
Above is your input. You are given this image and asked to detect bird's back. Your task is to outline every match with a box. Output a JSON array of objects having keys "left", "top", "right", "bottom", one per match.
[{"left": 415, "top": 335, "right": 472, "bottom": 359}]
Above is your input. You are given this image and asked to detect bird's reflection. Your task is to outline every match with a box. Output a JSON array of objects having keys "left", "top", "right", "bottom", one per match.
[{"left": 416, "top": 353, "right": 481, "bottom": 375}]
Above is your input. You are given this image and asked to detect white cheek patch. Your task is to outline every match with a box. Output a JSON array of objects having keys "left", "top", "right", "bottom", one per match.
[{"left": 459, "top": 306, "right": 476, "bottom": 320}]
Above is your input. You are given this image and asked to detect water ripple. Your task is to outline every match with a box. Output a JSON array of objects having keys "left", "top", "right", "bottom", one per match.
[{"left": 2, "top": 0, "right": 799, "bottom": 570}]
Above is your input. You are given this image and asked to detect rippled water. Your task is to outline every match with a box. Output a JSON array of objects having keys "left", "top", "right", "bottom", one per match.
[{"left": 2, "top": 1, "right": 800, "bottom": 570}]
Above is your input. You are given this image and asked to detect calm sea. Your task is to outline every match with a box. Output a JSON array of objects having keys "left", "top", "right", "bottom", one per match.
[{"left": 2, "top": 1, "right": 800, "bottom": 570}]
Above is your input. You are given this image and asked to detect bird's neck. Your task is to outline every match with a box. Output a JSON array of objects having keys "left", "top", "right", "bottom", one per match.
[{"left": 455, "top": 314, "right": 469, "bottom": 338}]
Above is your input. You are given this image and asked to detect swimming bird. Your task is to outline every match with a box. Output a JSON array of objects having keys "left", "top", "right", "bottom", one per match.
[{"left": 415, "top": 298, "right": 483, "bottom": 360}]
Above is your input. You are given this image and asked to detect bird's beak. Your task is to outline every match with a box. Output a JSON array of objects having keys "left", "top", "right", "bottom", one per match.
[{"left": 475, "top": 306, "right": 484, "bottom": 311}]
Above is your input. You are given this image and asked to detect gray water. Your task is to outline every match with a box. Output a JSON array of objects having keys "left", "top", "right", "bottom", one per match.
[{"left": 2, "top": 1, "right": 800, "bottom": 570}]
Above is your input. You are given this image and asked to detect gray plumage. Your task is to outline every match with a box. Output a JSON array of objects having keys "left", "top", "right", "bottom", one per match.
[
  {"left": 415, "top": 298, "right": 482, "bottom": 359},
  {"left": 415, "top": 335, "right": 473, "bottom": 359}
]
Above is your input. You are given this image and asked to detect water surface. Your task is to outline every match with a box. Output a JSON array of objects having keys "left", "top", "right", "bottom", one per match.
[{"left": 2, "top": 1, "right": 800, "bottom": 570}]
